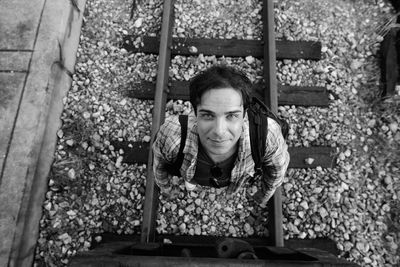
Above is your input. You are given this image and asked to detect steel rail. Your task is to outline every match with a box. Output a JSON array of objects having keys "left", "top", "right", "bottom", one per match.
[
  {"left": 263, "top": 0, "right": 284, "bottom": 247},
  {"left": 140, "top": 0, "right": 175, "bottom": 243}
]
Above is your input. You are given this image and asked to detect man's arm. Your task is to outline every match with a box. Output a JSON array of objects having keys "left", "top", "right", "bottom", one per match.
[
  {"left": 152, "top": 117, "right": 181, "bottom": 192},
  {"left": 258, "top": 118, "right": 290, "bottom": 206}
]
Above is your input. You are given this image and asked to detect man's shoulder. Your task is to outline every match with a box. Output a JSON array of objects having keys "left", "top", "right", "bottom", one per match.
[
  {"left": 159, "top": 113, "right": 196, "bottom": 135},
  {"left": 159, "top": 115, "right": 181, "bottom": 135},
  {"left": 267, "top": 117, "right": 281, "bottom": 132}
]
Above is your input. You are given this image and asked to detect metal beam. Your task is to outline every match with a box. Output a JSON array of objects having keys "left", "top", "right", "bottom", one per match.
[
  {"left": 263, "top": 0, "right": 284, "bottom": 248},
  {"left": 140, "top": 0, "right": 174, "bottom": 243}
]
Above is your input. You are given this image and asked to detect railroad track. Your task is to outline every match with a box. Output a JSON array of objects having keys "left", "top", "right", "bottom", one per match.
[{"left": 70, "top": 0, "right": 356, "bottom": 266}]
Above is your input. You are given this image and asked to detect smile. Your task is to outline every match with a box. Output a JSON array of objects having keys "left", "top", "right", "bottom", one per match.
[{"left": 209, "top": 139, "right": 228, "bottom": 144}]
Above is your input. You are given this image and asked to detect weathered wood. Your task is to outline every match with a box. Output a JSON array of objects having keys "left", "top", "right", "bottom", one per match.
[
  {"left": 123, "top": 36, "right": 321, "bottom": 60},
  {"left": 0, "top": 73, "right": 26, "bottom": 176},
  {"left": 111, "top": 141, "right": 335, "bottom": 169},
  {"left": 141, "top": 0, "right": 174, "bottom": 244},
  {"left": 69, "top": 238, "right": 358, "bottom": 266},
  {"left": 0, "top": 1, "right": 44, "bottom": 50},
  {"left": 285, "top": 238, "right": 339, "bottom": 256},
  {"left": 380, "top": 28, "right": 399, "bottom": 97},
  {"left": 288, "top": 146, "right": 336, "bottom": 168},
  {"left": 2, "top": 1, "right": 87, "bottom": 266},
  {"left": 127, "top": 81, "right": 329, "bottom": 107},
  {"left": 0, "top": 51, "right": 31, "bottom": 71}
]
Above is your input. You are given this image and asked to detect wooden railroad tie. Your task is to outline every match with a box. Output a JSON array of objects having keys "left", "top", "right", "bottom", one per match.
[
  {"left": 122, "top": 36, "right": 322, "bottom": 60},
  {"left": 127, "top": 80, "right": 330, "bottom": 107},
  {"left": 111, "top": 141, "right": 336, "bottom": 169}
]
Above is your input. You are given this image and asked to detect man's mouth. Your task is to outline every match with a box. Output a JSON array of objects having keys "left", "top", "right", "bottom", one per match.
[{"left": 209, "top": 139, "right": 228, "bottom": 144}]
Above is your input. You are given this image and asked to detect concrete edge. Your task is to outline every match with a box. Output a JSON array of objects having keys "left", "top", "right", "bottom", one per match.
[{"left": 7, "top": 0, "right": 87, "bottom": 266}]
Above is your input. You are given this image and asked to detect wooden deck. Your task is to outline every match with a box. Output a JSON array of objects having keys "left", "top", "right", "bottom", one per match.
[{"left": 0, "top": 0, "right": 86, "bottom": 266}]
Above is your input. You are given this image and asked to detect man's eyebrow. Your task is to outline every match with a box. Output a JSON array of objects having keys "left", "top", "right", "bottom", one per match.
[
  {"left": 225, "top": 110, "right": 243, "bottom": 114},
  {"left": 197, "top": 109, "right": 214, "bottom": 114},
  {"left": 197, "top": 109, "right": 243, "bottom": 115}
]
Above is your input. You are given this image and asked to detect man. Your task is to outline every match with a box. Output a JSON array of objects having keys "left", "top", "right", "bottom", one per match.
[{"left": 152, "top": 65, "right": 289, "bottom": 207}]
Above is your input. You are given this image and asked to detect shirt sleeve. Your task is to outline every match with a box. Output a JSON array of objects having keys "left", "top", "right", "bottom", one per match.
[
  {"left": 259, "top": 118, "right": 290, "bottom": 205},
  {"left": 152, "top": 117, "right": 181, "bottom": 191}
]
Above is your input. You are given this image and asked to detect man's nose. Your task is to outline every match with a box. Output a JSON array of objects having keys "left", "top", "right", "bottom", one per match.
[{"left": 213, "top": 118, "right": 227, "bottom": 136}]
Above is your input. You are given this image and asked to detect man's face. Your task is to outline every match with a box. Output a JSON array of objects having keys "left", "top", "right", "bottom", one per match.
[{"left": 196, "top": 88, "right": 245, "bottom": 161}]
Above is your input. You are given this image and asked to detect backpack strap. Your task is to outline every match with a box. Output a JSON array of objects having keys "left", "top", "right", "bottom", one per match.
[
  {"left": 164, "top": 115, "right": 188, "bottom": 176},
  {"left": 247, "top": 95, "right": 289, "bottom": 185},
  {"left": 247, "top": 97, "right": 268, "bottom": 177},
  {"left": 175, "top": 114, "right": 188, "bottom": 170}
]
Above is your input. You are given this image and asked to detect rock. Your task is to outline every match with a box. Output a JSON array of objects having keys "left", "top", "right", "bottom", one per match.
[
  {"left": 344, "top": 241, "right": 353, "bottom": 251},
  {"left": 194, "top": 225, "right": 201, "bottom": 235},
  {"left": 228, "top": 225, "right": 236, "bottom": 235},
  {"left": 171, "top": 203, "right": 177, "bottom": 211},
  {"left": 188, "top": 46, "right": 198, "bottom": 53},
  {"left": 209, "top": 194, "right": 216, "bottom": 201},
  {"left": 244, "top": 223, "right": 254, "bottom": 235},
  {"left": 195, "top": 199, "right": 202, "bottom": 206},
  {"left": 115, "top": 156, "right": 123, "bottom": 168},
  {"left": 119, "top": 99, "right": 127, "bottom": 106},
  {"left": 300, "top": 201, "right": 309, "bottom": 210},
  {"left": 185, "top": 204, "right": 195, "bottom": 212},
  {"left": 389, "top": 122, "right": 398, "bottom": 133},
  {"left": 245, "top": 56, "right": 255, "bottom": 64},
  {"left": 384, "top": 176, "right": 392, "bottom": 185},
  {"left": 319, "top": 207, "right": 328, "bottom": 218},
  {"left": 179, "top": 223, "right": 186, "bottom": 233},
  {"left": 368, "top": 119, "right": 376, "bottom": 127},
  {"left": 68, "top": 169, "right": 76, "bottom": 179},
  {"left": 58, "top": 233, "right": 72, "bottom": 244},
  {"left": 298, "top": 211, "right": 305, "bottom": 219},
  {"left": 313, "top": 187, "right": 323, "bottom": 194},
  {"left": 178, "top": 209, "right": 184, "bottom": 217},
  {"left": 134, "top": 18, "right": 143, "bottom": 28},
  {"left": 304, "top": 158, "right": 314, "bottom": 165},
  {"left": 83, "top": 112, "right": 90, "bottom": 120},
  {"left": 350, "top": 60, "right": 363, "bottom": 70},
  {"left": 57, "top": 129, "right": 64, "bottom": 138}
]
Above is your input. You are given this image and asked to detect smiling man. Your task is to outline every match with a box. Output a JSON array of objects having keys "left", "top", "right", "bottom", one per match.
[{"left": 152, "top": 65, "right": 289, "bottom": 207}]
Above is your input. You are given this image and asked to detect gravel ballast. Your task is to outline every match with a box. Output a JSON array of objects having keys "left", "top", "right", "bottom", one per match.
[{"left": 35, "top": 0, "right": 399, "bottom": 266}]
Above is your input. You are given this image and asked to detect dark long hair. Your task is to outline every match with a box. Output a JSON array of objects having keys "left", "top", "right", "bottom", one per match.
[{"left": 189, "top": 65, "right": 252, "bottom": 114}]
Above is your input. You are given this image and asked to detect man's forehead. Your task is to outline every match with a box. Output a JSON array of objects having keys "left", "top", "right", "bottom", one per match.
[{"left": 197, "top": 88, "right": 243, "bottom": 113}]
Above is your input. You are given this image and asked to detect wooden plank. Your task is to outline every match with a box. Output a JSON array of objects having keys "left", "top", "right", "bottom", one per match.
[
  {"left": 5, "top": 1, "right": 87, "bottom": 266},
  {"left": 0, "top": 0, "right": 44, "bottom": 50},
  {"left": 123, "top": 36, "right": 321, "bottom": 60},
  {"left": 0, "top": 51, "right": 31, "bottom": 71},
  {"left": 276, "top": 85, "right": 329, "bottom": 107},
  {"left": 381, "top": 28, "right": 399, "bottom": 96},
  {"left": 111, "top": 141, "right": 335, "bottom": 169},
  {"left": 69, "top": 239, "right": 358, "bottom": 266},
  {"left": 127, "top": 81, "right": 329, "bottom": 107},
  {"left": 288, "top": 146, "right": 336, "bottom": 168},
  {"left": 285, "top": 238, "right": 339, "bottom": 256},
  {"left": 141, "top": 0, "right": 174, "bottom": 244},
  {"left": 0, "top": 73, "right": 26, "bottom": 177}
]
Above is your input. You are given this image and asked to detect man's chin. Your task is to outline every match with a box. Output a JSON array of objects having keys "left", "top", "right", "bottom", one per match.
[{"left": 207, "top": 146, "right": 232, "bottom": 156}]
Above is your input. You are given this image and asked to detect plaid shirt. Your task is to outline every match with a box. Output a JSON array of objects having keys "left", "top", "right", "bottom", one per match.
[{"left": 152, "top": 112, "right": 290, "bottom": 205}]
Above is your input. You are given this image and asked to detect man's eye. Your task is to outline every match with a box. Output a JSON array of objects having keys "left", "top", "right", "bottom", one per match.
[
  {"left": 200, "top": 114, "right": 213, "bottom": 120},
  {"left": 227, "top": 114, "right": 240, "bottom": 120}
]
